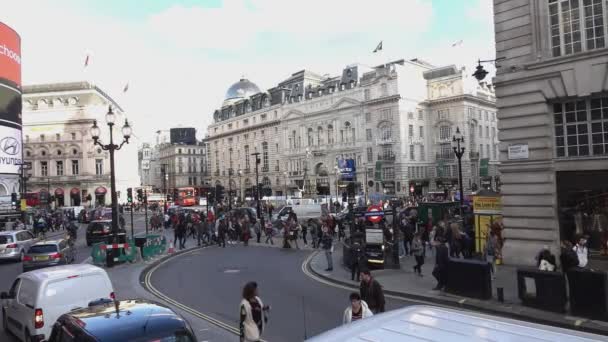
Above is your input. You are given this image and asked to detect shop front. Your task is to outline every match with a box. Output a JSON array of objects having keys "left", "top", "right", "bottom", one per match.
[
  {"left": 408, "top": 180, "right": 429, "bottom": 196},
  {"left": 95, "top": 186, "right": 107, "bottom": 206},
  {"left": 70, "top": 188, "right": 81, "bottom": 206},
  {"left": 557, "top": 170, "right": 608, "bottom": 254},
  {"left": 54, "top": 188, "right": 64, "bottom": 207}
]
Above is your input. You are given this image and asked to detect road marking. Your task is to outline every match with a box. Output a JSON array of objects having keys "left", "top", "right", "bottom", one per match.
[
  {"left": 300, "top": 252, "right": 454, "bottom": 306},
  {"left": 143, "top": 247, "right": 269, "bottom": 342}
]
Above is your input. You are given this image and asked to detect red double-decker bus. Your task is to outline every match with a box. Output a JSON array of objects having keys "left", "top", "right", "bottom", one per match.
[{"left": 176, "top": 187, "right": 196, "bottom": 206}]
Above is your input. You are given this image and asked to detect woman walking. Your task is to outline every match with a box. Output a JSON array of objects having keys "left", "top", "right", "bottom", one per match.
[
  {"left": 239, "top": 281, "right": 269, "bottom": 342},
  {"left": 412, "top": 232, "right": 425, "bottom": 276}
]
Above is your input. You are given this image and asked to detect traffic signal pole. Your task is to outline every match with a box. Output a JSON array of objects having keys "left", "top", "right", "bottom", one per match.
[{"left": 144, "top": 188, "right": 149, "bottom": 235}]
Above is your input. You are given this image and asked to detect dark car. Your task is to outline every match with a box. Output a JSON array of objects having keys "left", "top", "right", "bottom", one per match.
[
  {"left": 22, "top": 239, "right": 75, "bottom": 272},
  {"left": 230, "top": 207, "right": 257, "bottom": 223},
  {"left": 86, "top": 220, "right": 126, "bottom": 246},
  {"left": 46, "top": 299, "right": 197, "bottom": 342}
]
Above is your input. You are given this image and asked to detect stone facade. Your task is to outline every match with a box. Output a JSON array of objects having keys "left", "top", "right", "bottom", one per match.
[
  {"left": 22, "top": 82, "right": 124, "bottom": 207},
  {"left": 207, "top": 60, "right": 498, "bottom": 202},
  {"left": 494, "top": 0, "right": 608, "bottom": 265}
]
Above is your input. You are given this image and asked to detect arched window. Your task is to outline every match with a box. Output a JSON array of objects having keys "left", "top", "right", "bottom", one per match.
[
  {"left": 379, "top": 123, "right": 392, "bottom": 141},
  {"left": 381, "top": 83, "right": 388, "bottom": 96},
  {"left": 327, "top": 125, "right": 334, "bottom": 144},
  {"left": 262, "top": 177, "right": 271, "bottom": 187},
  {"left": 317, "top": 126, "right": 323, "bottom": 145},
  {"left": 307, "top": 128, "right": 314, "bottom": 146}
]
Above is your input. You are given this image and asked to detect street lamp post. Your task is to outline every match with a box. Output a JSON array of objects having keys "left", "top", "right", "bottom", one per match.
[
  {"left": 237, "top": 169, "right": 242, "bottom": 205},
  {"left": 283, "top": 171, "right": 288, "bottom": 199},
  {"left": 251, "top": 151, "right": 261, "bottom": 221},
  {"left": 228, "top": 149, "right": 233, "bottom": 211},
  {"left": 452, "top": 127, "right": 465, "bottom": 216},
  {"left": 89, "top": 106, "right": 132, "bottom": 244}
]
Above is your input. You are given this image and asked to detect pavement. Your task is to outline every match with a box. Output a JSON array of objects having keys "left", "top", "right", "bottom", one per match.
[{"left": 307, "top": 242, "right": 608, "bottom": 336}]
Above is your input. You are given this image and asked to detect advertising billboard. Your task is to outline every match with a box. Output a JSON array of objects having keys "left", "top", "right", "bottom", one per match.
[
  {"left": 0, "top": 22, "right": 21, "bottom": 88},
  {"left": 338, "top": 158, "right": 356, "bottom": 181},
  {"left": 0, "top": 22, "right": 22, "bottom": 175}
]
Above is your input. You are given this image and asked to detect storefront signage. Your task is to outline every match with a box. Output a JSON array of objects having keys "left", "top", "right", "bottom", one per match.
[
  {"left": 473, "top": 196, "right": 502, "bottom": 214},
  {"left": 508, "top": 144, "right": 529, "bottom": 160},
  {"left": 0, "top": 125, "right": 21, "bottom": 174},
  {"left": 337, "top": 158, "right": 356, "bottom": 181},
  {"left": 365, "top": 205, "right": 384, "bottom": 223}
]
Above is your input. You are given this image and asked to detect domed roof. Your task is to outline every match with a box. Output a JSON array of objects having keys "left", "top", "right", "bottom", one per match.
[{"left": 224, "top": 78, "right": 261, "bottom": 102}]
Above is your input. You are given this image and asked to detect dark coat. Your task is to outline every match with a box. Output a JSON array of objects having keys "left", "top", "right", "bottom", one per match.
[
  {"left": 360, "top": 278, "right": 385, "bottom": 313},
  {"left": 435, "top": 243, "right": 449, "bottom": 270}
]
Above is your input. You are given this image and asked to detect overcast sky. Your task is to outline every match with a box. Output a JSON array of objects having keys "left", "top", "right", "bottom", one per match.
[{"left": 1, "top": 0, "right": 495, "bottom": 186}]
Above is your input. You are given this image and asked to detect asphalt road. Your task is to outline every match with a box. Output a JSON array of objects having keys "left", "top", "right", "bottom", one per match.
[
  {"left": 149, "top": 245, "right": 416, "bottom": 341},
  {"left": 0, "top": 213, "right": 151, "bottom": 342}
]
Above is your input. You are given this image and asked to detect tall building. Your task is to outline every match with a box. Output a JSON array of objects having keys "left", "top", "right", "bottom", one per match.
[
  {"left": 207, "top": 60, "right": 498, "bottom": 201},
  {"left": 22, "top": 82, "right": 125, "bottom": 207},
  {"left": 493, "top": 0, "right": 608, "bottom": 265},
  {"left": 138, "top": 143, "right": 153, "bottom": 187}
]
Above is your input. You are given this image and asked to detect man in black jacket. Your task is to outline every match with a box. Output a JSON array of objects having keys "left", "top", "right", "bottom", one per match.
[
  {"left": 432, "top": 236, "right": 450, "bottom": 290},
  {"left": 359, "top": 270, "right": 385, "bottom": 313}
]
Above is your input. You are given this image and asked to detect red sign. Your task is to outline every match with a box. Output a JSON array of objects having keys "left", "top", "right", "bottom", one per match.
[
  {"left": 365, "top": 205, "right": 384, "bottom": 223},
  {"left": 410, "top": 186, "right": 415, "bottom": 193},
  {"left": 0, "top": 22, "right": 21, "bottom": 87}
]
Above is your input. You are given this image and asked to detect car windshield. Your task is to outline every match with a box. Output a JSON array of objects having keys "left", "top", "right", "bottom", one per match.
[
  {"left": 28, "top": 244, "right": 58, "bottom": 253},
  {"left": 0, "top": 236, "right": 13, "bottom": 244},
  {"left": 91, "top": 223, "right": 110, "bottom": 231}
]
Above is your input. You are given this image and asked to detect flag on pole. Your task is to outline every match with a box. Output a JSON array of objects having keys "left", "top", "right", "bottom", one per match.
[
  {"left": 451, "top": 39, "right": 463, "bottom": 47},
  {"left": 373, "top": 41, "right": 383, "bottom": 53},
  {"left": 123, "top": 82, "right": 129, "bottom": 93},
  {"left": 84, "top": 54, "right": 90, "bottom": 68}
]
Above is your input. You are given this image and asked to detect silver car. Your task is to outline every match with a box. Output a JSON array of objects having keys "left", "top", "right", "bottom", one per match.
[
  {"left": 0, "top": 230, "right": 39, "bottom": 261},
  {"left": 22, "top": 239, "right": 75, "bottom": 272}
]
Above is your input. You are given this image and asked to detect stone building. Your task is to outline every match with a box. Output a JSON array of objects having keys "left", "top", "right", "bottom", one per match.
[
  {"left": 22, "top": 82, "right": 125, "bottom": 207},
  {"left": 207, "top": 60, "right": 499, "bottom": 202},
  {"left": 493, "top": 0, "right": 608, "bottom": 265}
]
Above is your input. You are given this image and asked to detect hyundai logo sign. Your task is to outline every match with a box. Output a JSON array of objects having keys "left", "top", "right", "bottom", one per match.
[{"left": 0, "top": 137, "right": 19, "bottom": 155}]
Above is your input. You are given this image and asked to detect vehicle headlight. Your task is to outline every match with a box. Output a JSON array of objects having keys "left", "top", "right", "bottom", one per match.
[{"left": 381, "top": 244, "right": 385, "bottom": 251}]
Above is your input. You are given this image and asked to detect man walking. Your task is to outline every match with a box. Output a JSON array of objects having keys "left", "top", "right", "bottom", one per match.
[
  {"left": 432, "top": 236, "right": 450, "bottom": 291},
  {"left": 321, "top": 227, "right": 333, "bottom": 271},
  {"left": 359, "top": 270, "right": 385, "bottom": 314}
]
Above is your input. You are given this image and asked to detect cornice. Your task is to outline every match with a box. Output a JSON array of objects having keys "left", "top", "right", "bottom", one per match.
[{"left": 206, "top": 120, "right": 280, "bottom": 142}]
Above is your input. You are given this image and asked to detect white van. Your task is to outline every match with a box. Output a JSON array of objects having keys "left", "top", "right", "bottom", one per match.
[
  {"left": 273, "top": 204, "right": 322, "bottom": 224},
  {"left": 307, "top": 305, "right": 606, "bottom": 342},
  {"left": 1, "top": 264, "right": 114, "bottom": 341}
]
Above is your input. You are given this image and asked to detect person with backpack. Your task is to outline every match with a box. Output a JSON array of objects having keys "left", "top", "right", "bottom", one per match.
[{"left": 239, "top": 281, "right": 269, "bottom": 342}]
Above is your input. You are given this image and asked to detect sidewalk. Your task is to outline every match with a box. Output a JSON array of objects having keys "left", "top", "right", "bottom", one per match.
[{"left": 308, "top": 245, "right": 608, "bottom": 336}]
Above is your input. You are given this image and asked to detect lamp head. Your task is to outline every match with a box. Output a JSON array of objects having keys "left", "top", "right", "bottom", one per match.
[
  {"left": 90, "top": 120, "right": 101, "bottom": 141},
  {"left": 105, "top": 106, "right": 116, "bottom": 125}
]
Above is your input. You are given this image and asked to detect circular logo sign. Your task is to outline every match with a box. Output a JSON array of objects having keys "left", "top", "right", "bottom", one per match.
[
  {"left": 365, "top": 205, "right": 384, "bottom": 223},
  {"left": 0, "top": 137, "right": 20, "bottom": 155}
]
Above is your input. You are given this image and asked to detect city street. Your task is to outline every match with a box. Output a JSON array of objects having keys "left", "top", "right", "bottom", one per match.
[
  {"left": 0, "top": 213, "right": 152, "bottom": 342},
  {"left": 148, "top": 244, "right": 415, "bottom": 341}
]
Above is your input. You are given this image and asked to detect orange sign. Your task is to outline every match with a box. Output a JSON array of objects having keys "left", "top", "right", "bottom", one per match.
[{"left": 0, "top": 22, "right": 21, "bottom": 86}]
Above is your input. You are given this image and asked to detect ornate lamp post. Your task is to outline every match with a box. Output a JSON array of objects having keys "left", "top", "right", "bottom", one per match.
[
  {"left": 251, "top": 150, "right": 261, "bottom": 221},
  {"left": 90, "top": 106, "right": 132, "bottom": 243},
  {"left": 237, "top": 168, "right": 243, "bottom": 204},
  {"left": 452, "top": 127, "right": 465, "bottom": 216}
]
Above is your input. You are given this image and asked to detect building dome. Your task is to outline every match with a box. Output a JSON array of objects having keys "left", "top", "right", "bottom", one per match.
[{"left": 223, "top": 78, "right": 261, "bottom": 106}]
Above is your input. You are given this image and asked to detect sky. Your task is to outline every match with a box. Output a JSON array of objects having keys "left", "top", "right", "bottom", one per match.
[{"left": 0, "top": 0, "right": 495, "bottom": 186}]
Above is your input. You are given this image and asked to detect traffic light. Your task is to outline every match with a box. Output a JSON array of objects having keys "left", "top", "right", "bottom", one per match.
[
  {"left": 137, "top": 188, "right": 143, "bottom": 202},
  {"left": 11, "top": 193, "right": 17, "bottom": 210},
  {"left": 127, "top": 188, "right": 133, "bottom": 203},
  {"left": 216, "top": 185, "right": 225, "bottom": 201}
]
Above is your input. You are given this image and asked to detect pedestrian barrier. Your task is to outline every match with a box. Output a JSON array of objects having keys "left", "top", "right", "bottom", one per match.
[
  {"left": 141, "top": 234, "right": 167, "bottom": 260},
  {"left": 567, "top": 268, "right": 608, "bottom": 321},
  {"left": 446, "top": 258, "right": 492, "bottom": 300},
  {"left": 517, "top": 267, "right": 567, "bottom": 313}
]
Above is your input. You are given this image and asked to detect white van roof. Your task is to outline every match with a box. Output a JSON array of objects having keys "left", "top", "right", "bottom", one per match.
[
  {"left": 306, "top": 305, "right": 605, "bottom": 342},
  {"left": 20, "top": 264, "right": 107, "bottom": 284}
]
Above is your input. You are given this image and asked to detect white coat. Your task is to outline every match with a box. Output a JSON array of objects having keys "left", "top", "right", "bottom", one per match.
[
  {"left": 240, "top": 296, "right": 265, "bottom": 341},
  {"left": 342, "top": 300, "right": 374, "bottom": 324}
]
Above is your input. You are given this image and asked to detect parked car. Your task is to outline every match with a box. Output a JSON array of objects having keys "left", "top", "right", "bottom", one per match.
[
  {"left": 22, "top": 239, "right": 75, "bottom": 272},
  {"left": 1, "top": 264, "right": 115, "bottom": 342},
  {"left": 46, "top": 299, "right": 197, "bottom": 342},
  {"left": 0, "top": 230, "right": 39, "bottom": 262},
  {"left": 86, "top": 220, "right": 126, "bottom": 246}
]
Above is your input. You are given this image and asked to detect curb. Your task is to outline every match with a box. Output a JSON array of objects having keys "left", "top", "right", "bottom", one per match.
[{"left": 305, "top": 251, "right": 608, "bottom": 336}]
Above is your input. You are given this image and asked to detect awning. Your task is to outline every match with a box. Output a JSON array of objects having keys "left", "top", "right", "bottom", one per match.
[
  {"left": 54, "top": 188, "right": 64, "bottom": 196},
  {"left": 95, "top": 186, "right": 107, "bottom": 195},
  {"left": 70, "top": 188, "right": 80, "bottom": 196}
]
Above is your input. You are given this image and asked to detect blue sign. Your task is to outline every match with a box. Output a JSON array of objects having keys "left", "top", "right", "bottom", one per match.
[{"left": 338, "top": 159, "right": 356, "bottom": 181}]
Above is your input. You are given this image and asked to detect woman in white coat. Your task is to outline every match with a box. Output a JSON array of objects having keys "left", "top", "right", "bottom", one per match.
[
  {"left": 343, "top": 292, "right": 374, "bottom": 324},
  {"left": 240, "top": 281, "right": 269, "bottom": 342}
]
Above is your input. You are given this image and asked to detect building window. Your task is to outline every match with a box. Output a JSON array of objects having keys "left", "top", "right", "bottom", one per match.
[
  {"left": 549, "top": 0, "right": 606, "bottom": 57},
  {"left": 41, "top": 161, "right": 48, "bottom": 176},
  {"left": 366, "top": 129, "right": 372, "bottom": 141},
  {"left": 492, "top": 144, "right": 497, "bottom": 160},
  {"left": 484, "top": 111, "right": 488, "bottom": 121},
  {"left": 26, "top": 151, "right": 30, "bottom": 157},
  {"left": 317, "top": 127, "right": 323, "bottom": 145},
  {"left": 56, "top": 133, "right": 60, "bottom": 141},
  {"left": 419, "top": 126, "right": 424, "bottom": 138},
  {"left": 380, "top": 108, "right": 392, "bottom": 121},
  {"left": 486, "top": 144, "right": 490, "bottom": 158},
  {"left": 437, "top": 109, "right": 448, "bottom": 120},
  {"left": 383, "top": 167, "right": 395, "bottom": 179},
  {"left": 485, "top": 126, "right": 489, "bottom": 138},
  {"left": 366, "top": 147, "right": 373, "bottom": 162},
  {"left": 439, "top": 125, "right": 452, "bottom": 140},
  {"left": 95, "top": 159, "right": 103, "bottom": 175},
  {"left": 71, "top": 160, "right": 79, "bottom": 175},
  {"left": 365, "top": 112, "right": 371, "bottom": 122},
  {"left": 40, "top": 134, "right": 45, "bottom": 142},
  {"left": 307, "top": 128, "right": 314, "bottom": 146},
  {"left": 56, "top": 161, "right": 63, "bottom": 176},
  {"left": 408, "top": 125, "right": 413, "bottom": 137},
  {"left": 409, "top": 145, "right": 415, "bottom": 160},
  {"left": 364, "top": 89, "right": 370, "bottom": 100},
  {"left": 380, "top": 83, "right": 388, "bottom": 96},
  {"left": 379, "top": 124, "right": 392, "bottom": 141},
  {"left": 480, "top": 144, "right": 484, "bottom": 157},
  {"left": 25, "top": 135, "right": 29, "bottom": 142},
  {"left": 71, "top": 133, "right": 76, "bottom": 140},
  {"left": 479, "top": 125, "right": 483, "bottom": 137},
  {"left": 327, "top": 125, "right": 334, "bottom": 144},
  {"left": 440, "top": 144, "right": 452, "bottom": 159},
  {"left": 418, "top": 110, "right": 423, "bottom": 120},
  {"left": 420, "top": 145, "right": 425, "bottom": 161},
  {"left": 554, "top": 98, "right": 608, "bottom": 157},
  {"left": 408, "top": 111, "right": 414, "bottom": 120}
]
